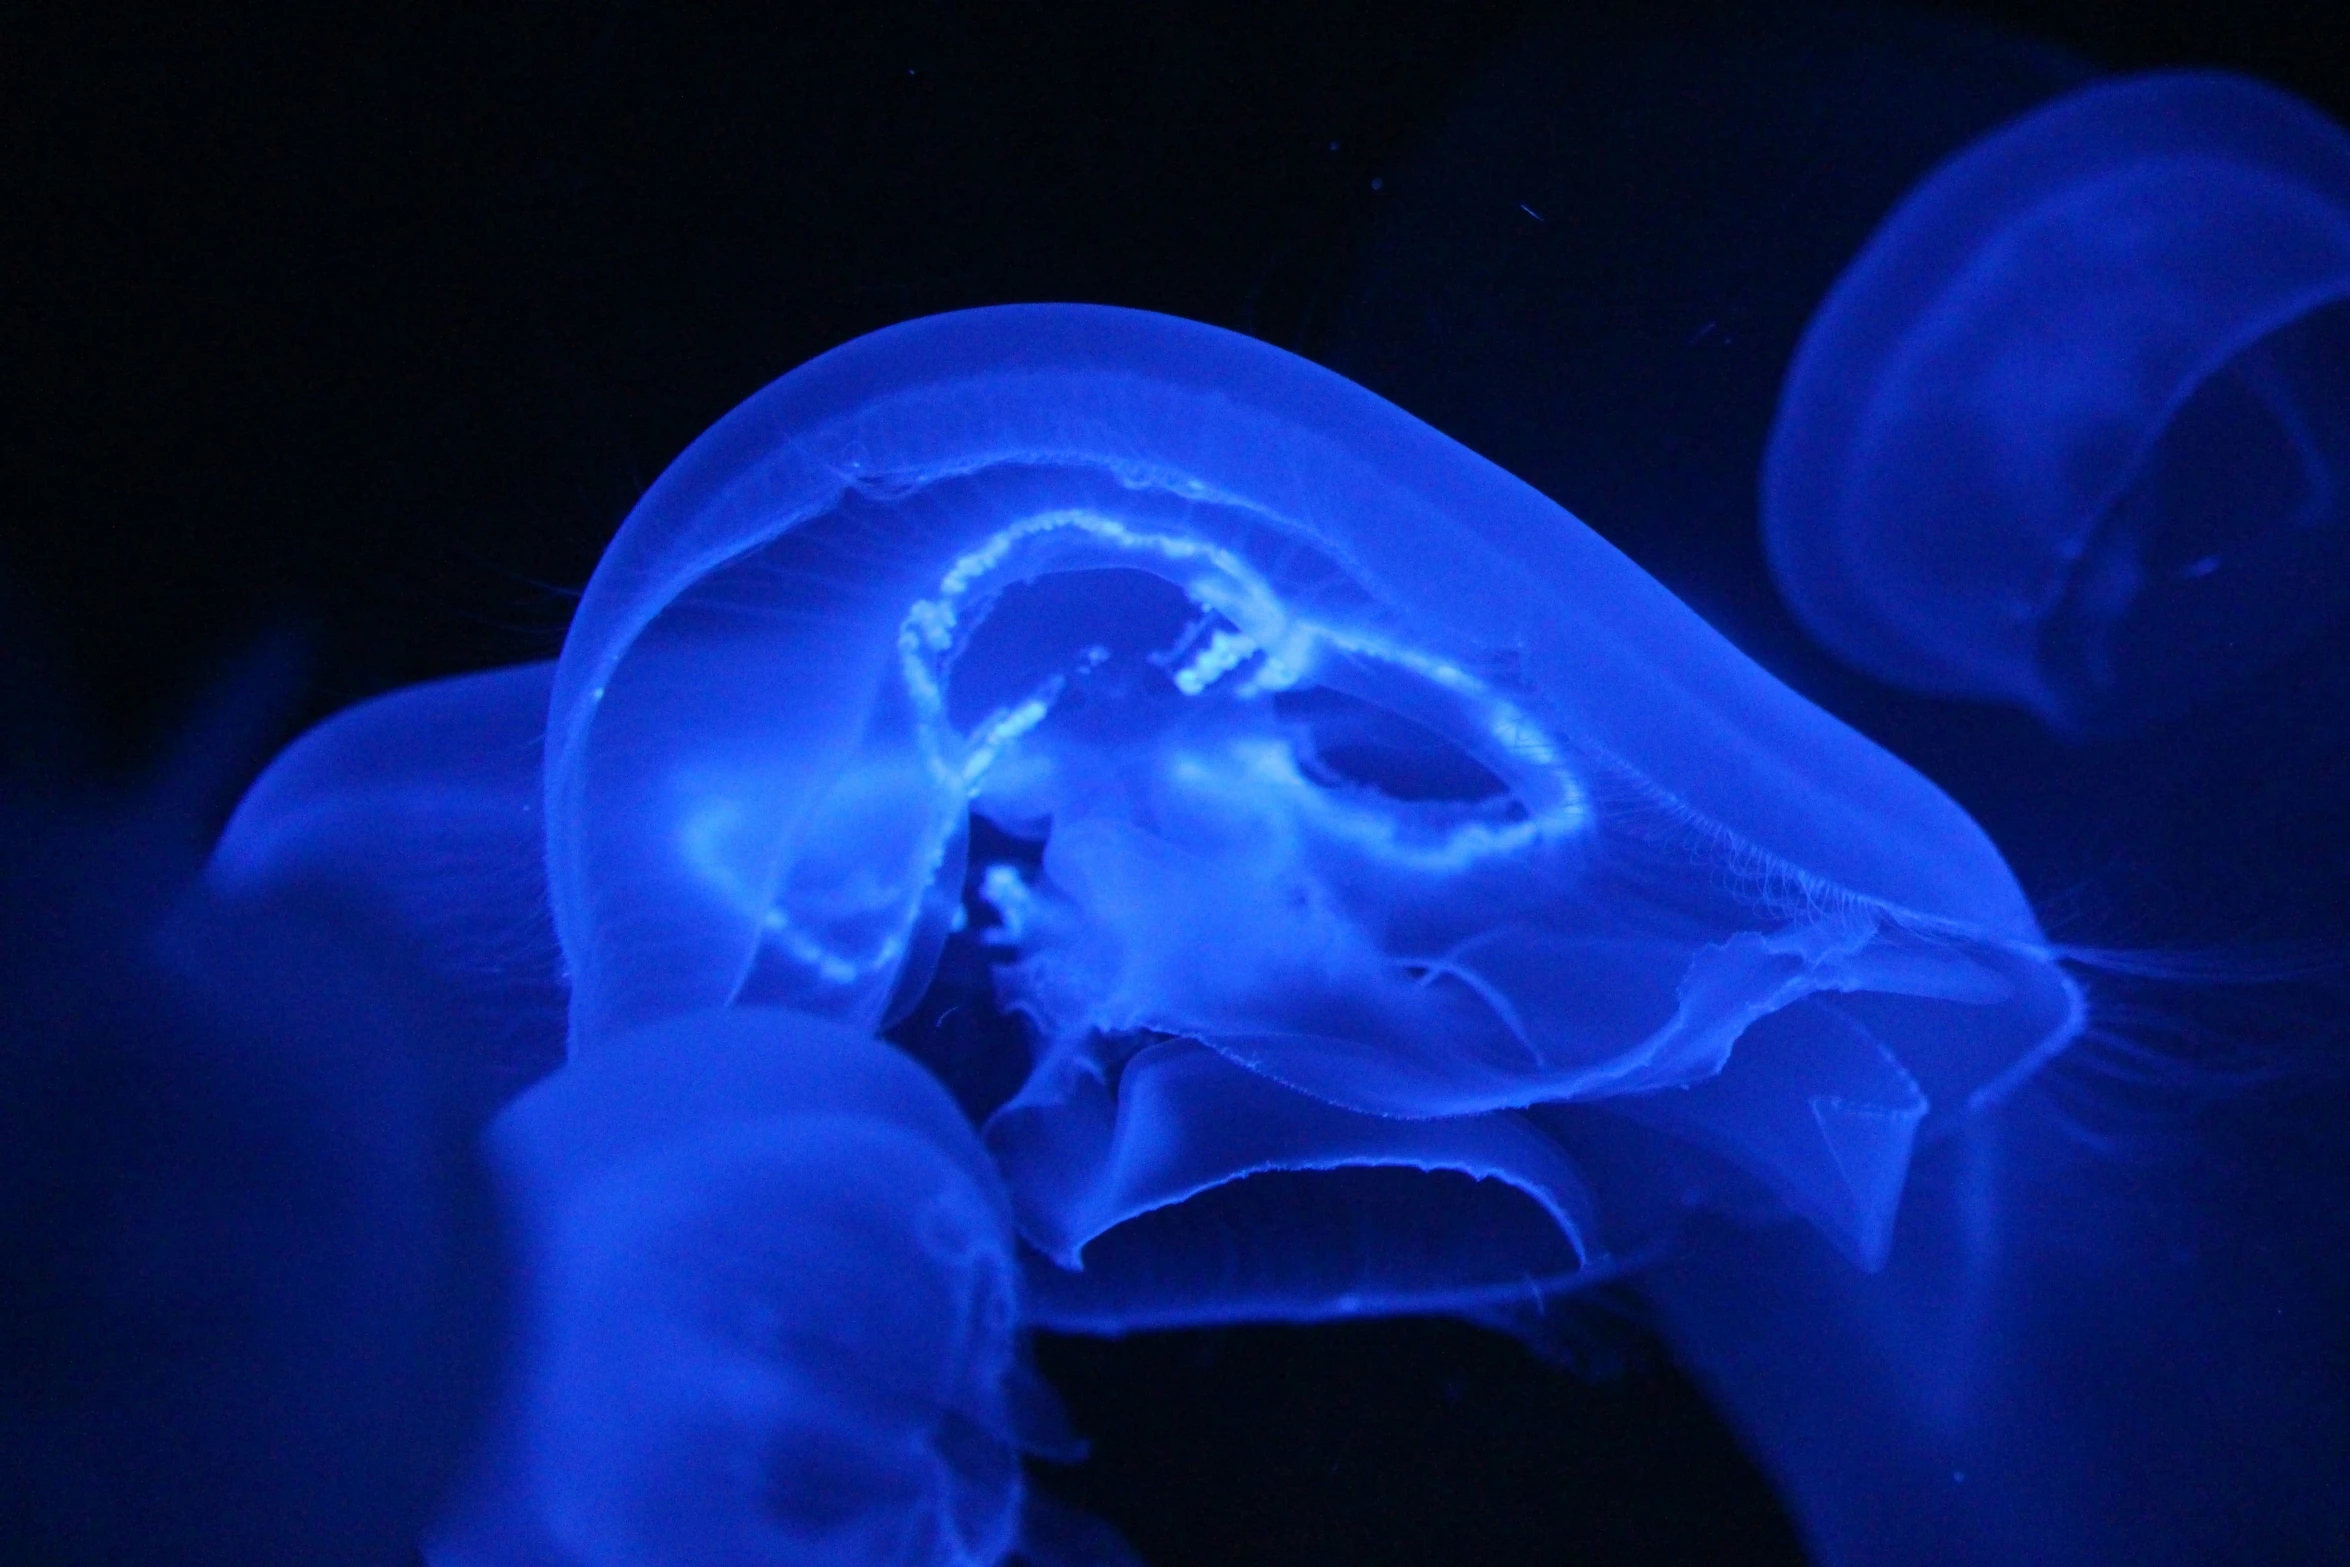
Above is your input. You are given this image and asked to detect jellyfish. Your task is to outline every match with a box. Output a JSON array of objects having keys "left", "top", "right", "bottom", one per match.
[
  {"left": 0, "top": 642, "right": 503, "bottom": 1566},
  {"left": 1307, "top": 37, "right": 2350, "bottom": 1553},
  {"left": 1315, "top": 2, "right": 2091, "bottom": 670},
  {"left": 426, "top": 1005, "right": 1131, "bottom": 1567},
  {"left": 1638, "top": 954, "right": 2350, "bottom": 1567},
  {"left": 209, "top": 660, "right": 569, "bottom": 1117},
  {"left": 538, "top": 302, "right": 2084, "bottom": 1334},
  {"left": 1762, "top": 70, "right": 2350, "bottom": 739}
]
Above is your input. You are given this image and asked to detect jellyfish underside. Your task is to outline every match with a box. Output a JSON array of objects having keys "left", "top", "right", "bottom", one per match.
[{"left": 632, "top": 457, "right": 2070, "bottom": 1323}]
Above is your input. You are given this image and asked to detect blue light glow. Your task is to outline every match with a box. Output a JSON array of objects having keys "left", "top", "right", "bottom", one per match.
[
  {"left": 427, "top": 1006, "right": 1126, "bottom": 1567},
  {"left": 543, "top": 304, "right": 2083, "bottom": 1330},
  {"left": 1765, "top": 71, "right": 2350, "bottom": 737}
]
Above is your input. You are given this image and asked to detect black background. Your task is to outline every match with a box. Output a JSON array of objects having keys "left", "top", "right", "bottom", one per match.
[{"left": 6, "top": 3, "right": 2345, "bottom": 1564}]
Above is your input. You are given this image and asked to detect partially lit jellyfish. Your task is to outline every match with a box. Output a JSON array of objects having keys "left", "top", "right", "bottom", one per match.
[
  {"left": 1316, "top": 2, "right": 2089, "bottom": 664},
  {"left": 1639, "top": 938, "right": 2350, "bottom": 1567},
  {"left": 0, "top": 646, "right": 502, "bottom": 1567},
  {"left": 1296, "top": 24, "right": 2348, "bottom": 1559},
  {"left": 427, "top": 1006, "right": 1128, "bottom": 1567},
  {"left": 1764, "top": 71, "right": 2350, "bottom": 738},
  {"left": 209, "top": 662, "right": 569, "bottom": 1117},
  {"left": 542, "top": 303, "right": 2084, "bottom": 1331}
]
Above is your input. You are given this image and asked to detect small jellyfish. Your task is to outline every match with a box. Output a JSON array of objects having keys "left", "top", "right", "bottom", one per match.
[
  {"left": 540, "top": 304, "right": 2083, "bottom": 1330},
  {"left": 209, "top": 661, "right": 569, "bottom": 1116},
  {"left": 1763, "top": 71, "right": 2350, "bottom": 738},
  {"left": 427, "top": 1006, "right": 1124, "bottom": 1567}
]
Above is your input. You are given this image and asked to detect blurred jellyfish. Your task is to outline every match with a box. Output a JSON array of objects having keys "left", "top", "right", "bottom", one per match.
[
  {"left": 210, "top": 661, "right": 569, "bottom": 1118},
  {"left": 1312, "top": 30, "right": 2350, "bottom": 1558},
  {"left": 1643, "top": 989, "right": 2350, "bottom": 1567},
  {"left": 539, "top": 303, "right": 2083, "bottom": 1332},
  {"left": 1763, "top": 71, "right": 2350, "bottom": 738},
  {"left": 428, "top": 1006, "right": 1130, "bottom": 1567},
  {"left": 1315, "top": 3, "right": 2091, "bottom": 669},
  {"left": 0, "top": 637, "right": 503, "bottom": 1567}
]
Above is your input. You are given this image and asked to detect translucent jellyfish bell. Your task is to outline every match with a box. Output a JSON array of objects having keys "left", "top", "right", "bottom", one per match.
[
  {"left": 431, "top": 1007, "right": 1106, "bottom": 1567},
  {"left": 1764, "top": 71, "right": 2350, "bottom": 739},
  {"left": 545, "top": 304, "right": 2083, "bottom": 1328},
  {"left": 209, "top": 662, "right": 568, "bottom": 1116}
]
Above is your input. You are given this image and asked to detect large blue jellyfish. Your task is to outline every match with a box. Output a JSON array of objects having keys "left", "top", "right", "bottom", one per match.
[
  {"left": 1763, "top": 70, "right": 2350, "bottom": 739},
  {"left": 540, "top": 302, "right": 2083, "bottom": 1333},
  {"left": 427, "top": 1005, "right": 1129, "bottom": 1567}
]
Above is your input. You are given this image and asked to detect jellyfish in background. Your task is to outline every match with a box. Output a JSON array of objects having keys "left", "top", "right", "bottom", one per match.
[
  {"left": 1313, "top": 2, "right": 2094, "bottom": 676},
  {"left": 427, "top": 1006, "right": 1130, "bottom": 1567},
  {"left": 540, "top": 302, "right": 2082, "bottom": 1334},
  {"left": 208, "top": 660, "right": 570, "bottom": 1121},
  {"left": 1763, "top": 71, "right": 2350, "bottom": 739},
  {"left": 0, "top": 640, "right": 503, "bottom": 1567},
  {"left": 1321, "top": 21, "right": 2350, "bottom": 1560}
]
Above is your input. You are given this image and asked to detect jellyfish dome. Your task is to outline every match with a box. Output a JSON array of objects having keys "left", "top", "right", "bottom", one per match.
[
  {"left": 544, "top": 303, "right": 2084, "bottom": 1331},
  {"left": 430, "top": 1006, "right": 1106, "bottom": 1567},
  {"left": 1764, "top": 71, "right": 2350, "bottom": 738},
  {"left": 209, "top": 661, "right": 569, "bottom": 1118}
]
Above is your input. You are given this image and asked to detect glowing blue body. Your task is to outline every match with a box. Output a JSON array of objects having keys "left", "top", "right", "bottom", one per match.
[
  {"left": 1765, "top": 71, "right": 2350, "bottom": 737},
  {"left": 429, "top": 1006, "right": 1111, "bottom": 1567},
  {"left": 545, "top": 303, "right": 2082, "bottom": 1329}
]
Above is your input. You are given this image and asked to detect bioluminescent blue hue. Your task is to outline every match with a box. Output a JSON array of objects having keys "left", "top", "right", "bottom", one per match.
[
  {"left": 542, "top": 302, "right": 2084, "bottom": 1331},
  {"left": 428, "top": 1006, "right": 1125, "bottom": 1567},
  {"left": 2, "top": 685, "right": 502, "bottom": 1566},
  {"left": 1647, "top": 1041, "right": 2350, "bottom": 1567},
  {"left": 209, "top": 661, "right": 569, "bottom": 1114},
  {"left": 1764, "top": 71, "right": 2350, "bottom": 738},
  {"left": 1314, "top": 29, "right": 2350, "bottom": 1561},
  {"left": 1317, "top": 4, "right": 2088, "bottom": 670}
]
